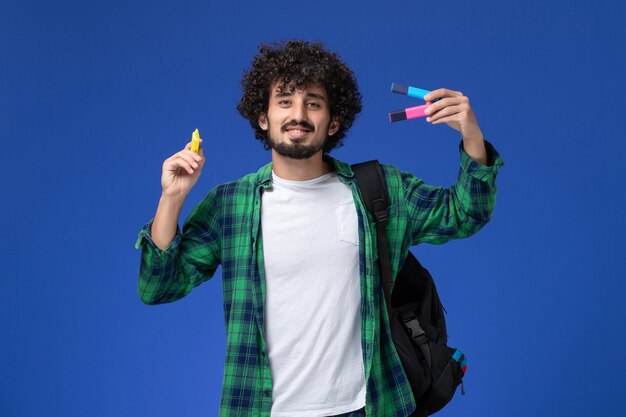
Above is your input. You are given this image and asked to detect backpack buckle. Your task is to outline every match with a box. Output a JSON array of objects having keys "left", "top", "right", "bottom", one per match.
[
  {"left": 372, "top": 199, "right": 388, "bottom": 224},
  {"left": 402, "top": 312, "right": 427, "bottom": 345}
]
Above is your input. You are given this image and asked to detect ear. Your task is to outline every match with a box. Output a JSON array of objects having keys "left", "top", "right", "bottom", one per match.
[
  {"left": 258, "top": 113, "right": 268, "bottom": 131},
  {"left": 328, "top": 118, "right": 340, "bottom": 136}
]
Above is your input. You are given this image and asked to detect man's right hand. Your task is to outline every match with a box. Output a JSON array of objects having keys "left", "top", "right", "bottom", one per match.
[
  {"left": 161, "top": 140, "right": 205, "bottom": 199},
  {"left": 151, "top": 140, "right": 205, "bottom": 250}
]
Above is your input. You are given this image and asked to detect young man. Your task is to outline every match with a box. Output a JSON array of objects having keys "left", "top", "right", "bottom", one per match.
[{"left": 136, "top": 40, "right": 504, "bottom": 417}]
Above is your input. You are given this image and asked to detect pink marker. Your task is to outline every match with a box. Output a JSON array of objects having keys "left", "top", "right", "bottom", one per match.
[{"left": 388, "top": 104, "right": 430, "bottom": 122}]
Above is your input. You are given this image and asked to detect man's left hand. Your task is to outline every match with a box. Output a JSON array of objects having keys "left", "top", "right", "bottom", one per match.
[
  {"left": 423, "top": 88, "right": 483, "bottom": 141},
  {"left": 424, "top": 88, "right": 488, "bottom": 164}
]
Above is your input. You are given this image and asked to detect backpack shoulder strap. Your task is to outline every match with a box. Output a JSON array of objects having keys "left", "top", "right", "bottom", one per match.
[
  {"left": 351, "top": 161, "right": 395, "bottom": 322},
  {"left": 351, "top": 161, "right": 389, "bottom": 224}
]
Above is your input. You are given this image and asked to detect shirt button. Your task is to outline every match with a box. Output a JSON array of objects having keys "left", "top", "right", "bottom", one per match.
[{"left": 263, "top": 390, "right": 271, "bottom": 397}]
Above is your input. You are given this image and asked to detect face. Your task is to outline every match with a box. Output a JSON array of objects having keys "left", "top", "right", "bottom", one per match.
[{"left": 258, "top": 82, "right": 339, "bottom": 160}]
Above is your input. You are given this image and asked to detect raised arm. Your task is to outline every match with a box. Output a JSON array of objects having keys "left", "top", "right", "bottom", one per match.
[
  {"left": 397, "top": 88, "right": 504, "bottom": 244},
  {"left": 152, "top": 140, "right": 205, "bottom": 249},
  {"left": 135, "top": 140, "right": 222, "bottom": 304},
  {"left": 424, "top": 87, "right": 487, "bottom": 165},
  {"left": 401, "top": 140, "right": 504, "bottom": 246}
]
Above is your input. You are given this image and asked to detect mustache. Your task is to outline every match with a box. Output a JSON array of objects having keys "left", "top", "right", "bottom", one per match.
[{"left": 281, "top": 120, "right": 315, "bottom": 133}]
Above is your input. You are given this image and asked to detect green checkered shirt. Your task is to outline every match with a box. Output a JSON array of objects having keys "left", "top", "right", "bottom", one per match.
[{"left": 136, "top": 140, "right": 504, "bottom": 417}]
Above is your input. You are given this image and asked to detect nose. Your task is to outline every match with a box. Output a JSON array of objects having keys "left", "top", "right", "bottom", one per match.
[{"left": 291, "top": 100, "right": 308, "bottom": 123}]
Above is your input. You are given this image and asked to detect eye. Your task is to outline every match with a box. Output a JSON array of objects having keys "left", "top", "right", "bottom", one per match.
[
  {"left": 307, "top": 102, "right": 321, "bottom": 108},
  {"left": 278, "top": 99, "right": 291, "bottom": 106}
]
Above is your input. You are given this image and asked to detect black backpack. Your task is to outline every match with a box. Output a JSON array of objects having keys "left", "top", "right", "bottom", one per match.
[{"left": 352, "top": 161, "right": 467, "bottom": 417}]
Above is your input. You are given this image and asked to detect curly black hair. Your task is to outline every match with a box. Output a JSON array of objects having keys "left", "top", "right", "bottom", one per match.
[{"left": 237, "top": 40, "right": 362, "bottom": 153}]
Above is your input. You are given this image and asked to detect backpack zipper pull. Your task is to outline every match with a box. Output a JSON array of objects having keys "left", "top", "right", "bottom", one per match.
[{"left": 460, "top": 380, "right": 465, "bottom": 395}]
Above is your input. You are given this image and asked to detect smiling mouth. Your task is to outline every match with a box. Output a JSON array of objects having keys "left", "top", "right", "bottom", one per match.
[{"left": 284, "top": 126, "right": 311, "bottom": 139}]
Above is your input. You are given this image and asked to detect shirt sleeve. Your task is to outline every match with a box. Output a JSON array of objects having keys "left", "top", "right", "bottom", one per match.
[
  {"left": 402, "top": 139, "right": 504, "bottom": 246},
  {"left": 135, "top": 188, "right": 222, "bottom": 304}
]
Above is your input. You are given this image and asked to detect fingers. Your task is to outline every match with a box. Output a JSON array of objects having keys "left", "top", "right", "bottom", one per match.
[
  {"left": 424, "top": 95, "right": 470, "bottom": 122},
  {"left": 427, "top": 106, "right": 464, "bottom": 124},
  {"left": 165, "top": 157, "right": 196, "bottom": 175},
  {"left": 188, "top": 140, "right": 205, "bottom": 163},
  {"left": 423, "top": 88, "right": 463, "bottom": 102},
  {"left": 182, "top": 140, "right": 204, "bottom": 162},
  {"left": 165, "top": 144, "right": 204, "bottom": 175}
]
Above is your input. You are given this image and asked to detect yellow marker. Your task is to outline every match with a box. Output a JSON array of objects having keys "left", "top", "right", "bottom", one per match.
[{"left": 191, "top": 128, "right": 201, "bottom": 154}]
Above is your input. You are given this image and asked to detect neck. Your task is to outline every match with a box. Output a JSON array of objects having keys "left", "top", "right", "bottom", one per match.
[{"left": 271, "top": 150, "right": 333, "bottom": 180}]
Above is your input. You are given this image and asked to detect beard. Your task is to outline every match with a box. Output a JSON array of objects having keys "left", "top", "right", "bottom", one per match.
[
  {"left": 269, "top": 139, "right": 323, "bottom": 160},
  {"left": 266, "top": 120, "right": 327, "bottom": 160}
]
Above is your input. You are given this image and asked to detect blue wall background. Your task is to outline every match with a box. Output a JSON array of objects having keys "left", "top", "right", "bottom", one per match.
[{"left": 2, "top": 1, "right": 625, "bottom": 416}]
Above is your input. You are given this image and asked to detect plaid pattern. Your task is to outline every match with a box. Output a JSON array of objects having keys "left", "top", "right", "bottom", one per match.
[{"left": 136, "top": 140, "right": 504, "bottom": 417}]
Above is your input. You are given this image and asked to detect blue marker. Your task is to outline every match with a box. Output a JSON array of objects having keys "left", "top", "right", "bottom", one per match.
[{"left": 391, "top": 83, "right": 441, "bottom": 102}]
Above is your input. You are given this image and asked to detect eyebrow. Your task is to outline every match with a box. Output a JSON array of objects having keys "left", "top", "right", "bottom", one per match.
[
  {"left": 273, "top": 89, "right": 326, "bottom": 101},
  {"left": 306, "top": 92, "right": 326, "bottom": 101}
]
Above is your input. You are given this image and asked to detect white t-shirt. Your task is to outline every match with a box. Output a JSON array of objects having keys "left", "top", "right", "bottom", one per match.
[{"left": 261, "top": 170, "right": 366, "bottom": 417}]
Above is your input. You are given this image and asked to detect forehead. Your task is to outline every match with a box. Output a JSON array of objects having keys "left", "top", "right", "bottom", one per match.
[{"left": 270, "top": 80, "right": 327, "bottom": 97}]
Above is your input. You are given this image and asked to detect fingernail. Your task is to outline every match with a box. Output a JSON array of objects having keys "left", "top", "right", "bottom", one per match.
[{"left": 426, "top": 117, "right": 431, "bottom": 122}]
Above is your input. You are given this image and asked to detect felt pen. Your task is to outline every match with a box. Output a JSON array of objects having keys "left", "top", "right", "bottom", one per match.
[
  {"left": 389, "top": 104, "right": 430, "bottom": 122},
  {"left": 391, "top": 83, "right": 441, "bottom": 102},
  {"left": 191, "top": 128, "right": 201, "bottom": 153}
]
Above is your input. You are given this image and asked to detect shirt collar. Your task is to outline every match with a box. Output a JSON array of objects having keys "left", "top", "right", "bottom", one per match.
[{"left": 254, "top": 154, "right": 355, "bottom": 187}]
